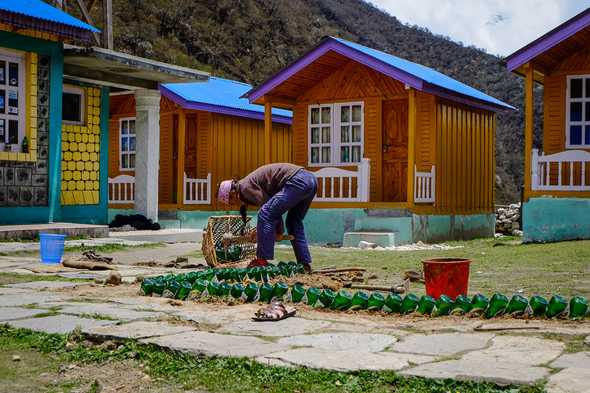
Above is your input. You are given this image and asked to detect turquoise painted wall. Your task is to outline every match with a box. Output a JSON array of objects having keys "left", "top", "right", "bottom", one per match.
[
  {"left": 0, "top": 31, "right": 63, "bottom": 224},
  {"left": 412, "top": 214, "right": 495, "bottom": 243},
  {"left": 61, "top": 87, "right": 110, "bottom": 224},
  {"left": 523, "top": 197, "right": 590, "bottom": 243}
]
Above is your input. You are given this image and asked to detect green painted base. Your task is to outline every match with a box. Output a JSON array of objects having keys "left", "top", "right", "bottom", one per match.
[{"left": 523, "top": 197, "right": 590, "bottom": 243}]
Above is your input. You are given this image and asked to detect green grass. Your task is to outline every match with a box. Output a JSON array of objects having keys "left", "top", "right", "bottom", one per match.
[
  {"left": 0, "top": 326, "right": 544, "bottom": 393},
  {"left": 0, "top": 273, "right": 90, "bottom": 286},
  {"left": 272, "top": 238, "right": 590, "bottom": 298}
]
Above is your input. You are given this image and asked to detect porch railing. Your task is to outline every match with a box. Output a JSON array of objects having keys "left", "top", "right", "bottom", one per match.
[
  {"left": 414, "top": 165, "right": 436, "bottom": 203},
  {"left": 313, "top": 158, "right": 370, "bottom": 202},
  {"left": 108, "top": 175, "right": 135, "bottom": 204},
  {"left": 184, "top": 173, "right": 212, "bottom": 204},
  {"left": 532, "top": 148, "right": 590, "bottom": 191}
]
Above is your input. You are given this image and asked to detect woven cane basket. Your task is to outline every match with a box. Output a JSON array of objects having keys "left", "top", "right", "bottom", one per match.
[{"left": 201, "top": 215, "right": 256, "bottom": 267}]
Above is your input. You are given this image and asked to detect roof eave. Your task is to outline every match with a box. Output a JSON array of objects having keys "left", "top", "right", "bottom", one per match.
[{"left": 422, "top": 82, "right": 515, "bottom": 112}]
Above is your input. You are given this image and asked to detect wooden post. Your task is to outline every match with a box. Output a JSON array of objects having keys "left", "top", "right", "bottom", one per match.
[
  {"left": 75, "top": 0, "right": 101, "bottom": 46},
  {"left": 524, "top": 63, "right": 534, "bottom": 200},
  {"left": 407, "top": 89, "right": 417, "bottom": 207},
  {"left": 103, "top": 0, "right": 113, "bottom": 49},
  {"left": 264, "top": 101, "right": 272, "bottom": 164},
  {"left": 176, "top": 110, "right": 186, "bottom": 206}
]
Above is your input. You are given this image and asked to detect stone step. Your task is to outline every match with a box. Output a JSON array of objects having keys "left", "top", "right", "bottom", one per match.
[
  {"left": 353, "top": 216, "right": 412, "bottom": 245},
  {"left": 0, "top": 222, "right": 109, "bottom": 240},
  {"left": 342, "top": 232, "right": 396, "bottom": 248}
]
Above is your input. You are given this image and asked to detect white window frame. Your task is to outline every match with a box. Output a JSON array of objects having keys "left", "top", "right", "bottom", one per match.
[
  {"left": 62, "top": 84, "right": 86, "bottom": 125},
  {"left": 308, "top": 101, "right": 364, "bottom": 167},
  {"left": 119, "top": 117, "right": 136, "bottom": 171},
  {"left": 566, "top": 74, "right": 590, "bottom": 148},
  {"left": 0, "top": 48, "right": 26, "bottom": 152}
]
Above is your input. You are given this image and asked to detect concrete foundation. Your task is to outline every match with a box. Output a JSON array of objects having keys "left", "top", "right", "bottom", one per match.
[{"left": 523, "top": 197, "right": 590, "bottom": 243}]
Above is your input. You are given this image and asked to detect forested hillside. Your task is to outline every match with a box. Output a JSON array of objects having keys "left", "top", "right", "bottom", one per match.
[{"left": 85, "top": 0, "right": 545, "bottom": 202}]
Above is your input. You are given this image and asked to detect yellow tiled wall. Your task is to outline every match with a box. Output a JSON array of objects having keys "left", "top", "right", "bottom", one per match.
[{"left": 60, "top": 87, "right": 101, "bottom": 205}]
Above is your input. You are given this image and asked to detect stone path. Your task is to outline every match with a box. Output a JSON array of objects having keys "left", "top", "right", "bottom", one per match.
[{"left": 0, "top": 276, "right": 589, "bottom": 390}]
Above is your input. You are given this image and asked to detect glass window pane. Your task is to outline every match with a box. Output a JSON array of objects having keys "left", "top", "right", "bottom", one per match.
[
  {"left": 571, "top": 102, "right": 582, "bottom": 122},
  {"left": 321, "top": 126, "right": 331, "bottom": 143},
  {"left": 311, "top": 127, "right": 319, "bottom": 144},
  {"left": 586, "top": 102, "right": 590, "bottom": 122},
  {"left": 586, "top": 126, "right": 590, "bottom": 146},
  {"left": 129, "top": 120, "right": 135, "bottom": 134},
  {"left": 8, "top": 63, "right": 18, "bottom": 87},
  {"left": 340, "top": 146, "right": 350, "bottom": 163},
  {"left": 586, "top": 79, "right": 590, "bottom": 98},
  {"left": 121, "top": 154, "right": 128, "bottom": 169},
  {"left": 129, "top": 154, "right": 135, "bottom": 169},
  {"left": 321, "top": 107, "right": 331, "bottom": 124},
  {"left": 571, "top": 78, "right": 583, "bottom": 98},
  {"left": 121, "top": 121, "right": 128, "bottom": 134},
  {"left": 341, "top": 126, "right": 350, "bottom": 143},
  {"left": 352, "top": 146, "right": 361, "bottom": 162},
  {"left": 62, "top": 92, "right": 81, "bottom": 122},
  {"left": 340, "top": 106, "right": 350, "bottom": 123},
  {"left": 8, "top": 119, "right": 18, "bottom": 144},
  {"left": 0, "top": 119, "right": 4, "bottom": 141},
  {"left": 310, "top": 107, "right": 320, "bottom": 124},
  {"left": 0, "top": 89, "right": 4, "bottom": 114},
  {"left": 7, "top": 90, "right": 17, "bottom": 115},
  {"left": 311, "top": 147, "right": 320, "bottom": 163},
  {"left": 321, "top": 147, "right": 331, "bottom": 163},
  {"left": 352, "top": 105, "right": 362, "bottom": 122},
  {"left": 352, "top": 125, "right": 361, "bottom": 142},
  {"left": 129, "top": 136, "right": 136, "bottom": 151},
  {"left": 571, "top": 125, "right": 582, "bottom": 145},
  {"left": 0, "top": 61, "right": 5, "bottom": 85},
  {"left": 121, "top": 137, "right": 129, "bottom": 152}
]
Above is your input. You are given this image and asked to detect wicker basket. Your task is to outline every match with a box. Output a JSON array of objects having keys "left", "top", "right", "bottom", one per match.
[{"left": 201, "top": 215, "right": 256, "bottom": 267}]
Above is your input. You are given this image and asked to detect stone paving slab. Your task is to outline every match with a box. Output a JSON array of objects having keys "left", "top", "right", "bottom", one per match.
[
  {"left": 141, "top": 331, "right": 289, "bottom": 358},
  {"left": 7, "top": 281, "right": 90, "bottom": 290},
  {"left": 174, "top": 306, "right": 259, "bottom": 326},
  {"left": 55, "top": 302, "right": 164, "bottom": 321},
  {"left": 0, "top": 293, "right": 64, "bottom": 307},
  {"left": 550, "top": 352, "right": 590, "bottom": 369},
  {"left": 546, "top": 367, "right": 590, "bottom": 393},
  {"left": 462, "top": 335, "right": 564, "bottom": 366},
  {"left": 277, "top": 332, "right": 397, "bottom": 352},
  {"left": 8, "top": 315, "right": 115, "bottom": 334},
  {"left": 218, "top": 318, "right": 331, "bottom": 337},
  {"left": 83, "top": 321, "right": 197, "bottom": 340},
  {"left": 0, "top": 307, "right": 48, "bottom": 321},
  {"left": 0, "top": 287, "right": 36, "bottom": 295},
  {"left": 390, "top": 332, "right": 494, "bottom": 356}
]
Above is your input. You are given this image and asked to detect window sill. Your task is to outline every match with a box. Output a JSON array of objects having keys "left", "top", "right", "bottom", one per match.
[{"left": 0, "top": 151, "right": 36, "bottom": 162}]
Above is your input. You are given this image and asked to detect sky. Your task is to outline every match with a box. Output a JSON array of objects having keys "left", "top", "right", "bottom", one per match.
[{"left": 369, "top": 0, "right": 590, "bottom": 56}]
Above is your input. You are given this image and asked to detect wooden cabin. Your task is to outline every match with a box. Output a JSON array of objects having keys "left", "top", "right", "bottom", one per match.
[
  {"left": 506, "top": 8, "right": 590, "bottom": 242},
  {"left": 245, "top": 37, "right": 512, "bottom": 245},
  {"left": 108, "top": 77, "right": 292, "bottom": 220}
]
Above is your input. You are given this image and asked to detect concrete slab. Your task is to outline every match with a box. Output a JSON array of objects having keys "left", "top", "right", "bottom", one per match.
[
  {"left": 0, "top": 287, "right": 36, "bottom": 295},
  {"left": 8, "top": 315, "right": 115, "bottom": 334},
  {"left": 174, "top": 305, "right": 258, "bottom": 326},
  {"left": 342, "top": 232, "right": 396, "bottom": 248},
  {"left": 546, "top": 367, "right": 590, "bottom": 393},
  {"left": 218, "top": 318, "right": 331, "bottom": 337},
  {"left": 0, "top": 307, "right": 48, "bottom": 321},
  {"left": 550, "top": 352, "right": 590, "bottom": 369},
  {"left": 391, "top": 333, "right": 494, "bottom": 356},
  {"left": 0, "top": 222, "right": 108, "bottom": 241},
  {"left": 0, "top": 293, "right": 64, "bottom": 307},
  {"left": 141, "top": 331, "right": 289, "bottom": 358},
  {"left": 54, "top": 302, "right": 164, "bottom": 321},
  {"left": 277, "top": 333, "right": 397, "bottom": 352},
  {"left": 462, "top": 335, "right": 565, "bottom": 366},
  {"left": 109, "top": 229, "right": 202, "bottom": 243},
  {"left": 7, "top": 281, "right": 90, "bottom": 290},
  {"left": 83, "top": 321, "right": 197, "bottom": 340}
]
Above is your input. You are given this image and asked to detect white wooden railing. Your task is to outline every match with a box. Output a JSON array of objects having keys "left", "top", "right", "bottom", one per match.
[
  {"left": 313, "top": 158, "right": 370, "bottom": 202},
  {"left": 532, "top": 149, "right": 590, "bottom": 191},
  {"left": 184, "top": 173, "right": 211, "bottom": 204},
  {"left": 108, "top": 175, "right": 135, "bottom": 204},
  {"left": 414, "top": 165, "right": 436, "bottom": 203}
]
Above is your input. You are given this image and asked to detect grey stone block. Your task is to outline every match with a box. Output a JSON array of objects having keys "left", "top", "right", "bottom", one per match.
[{"left": 8, "top": 315, "right": 115, "bottom": 334}]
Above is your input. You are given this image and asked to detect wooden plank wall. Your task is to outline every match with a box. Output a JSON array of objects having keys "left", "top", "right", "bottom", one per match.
[{"left": 415, "top": 91, "right": 436, "bottom": 170}]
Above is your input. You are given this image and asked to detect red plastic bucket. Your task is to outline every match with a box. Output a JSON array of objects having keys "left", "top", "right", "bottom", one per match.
[{"left": 422, "top": 258, "right": 472, "bottom": 299}]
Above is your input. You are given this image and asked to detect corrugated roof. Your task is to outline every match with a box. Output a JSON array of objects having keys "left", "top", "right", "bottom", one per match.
[
  {"left": 0, "top": 0, "right": 99, "bottom": 32},
  {"left": 161, "top": 77, "right": 292, "bottom": 123}
]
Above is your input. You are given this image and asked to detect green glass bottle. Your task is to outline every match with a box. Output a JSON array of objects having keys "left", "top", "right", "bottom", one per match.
[
  {"left": 384, "top": 293, "right": 403, "bottom": 313},
  {"left": 569, "top": 296, "right": 589, "bottom": 319},
  {"left": 367, "top": 292, "right": 385, "bottom": 311},
  {"left": 186, "top": 272, "right": 199, "bottom": 284},
  {"left": 230, "top": 283, "right": 244, "bottom": 299},
  {"left": 290, "top": 284, "right": 305, "bottom": 303},
  {"left": 153, "top": 279, "right": 166, "bottom": 296},
  {"left": 203, "top": 269, "right": 216, "bottom": 281},
  {"left": 219, "top": 282, "right": 232, "bottom": 297},
  {"left": 417, "top": 295, "right": 436, "bottom": 315},
  {"left": 244, "top": 282, "right": 259, "bottom": 302},
  {"left": 248, "top": 267, "right": 261, "bottom": 281},
  {"left": 306, "top": 287, "right": 321, "bottom": 306},
  {"left": 140, "top": 278, "right": 154, "bottom": 296},
  {"left": 452, "top": 294, "right": 472, "bottom": 314},
  {"left": 272, "top": 282, "right": 289, "bottom": 299},
  {"left": 485, "top": 293, "right": 509, "bottom": 319},
  {"left": 401, "top": 293, "right": 420, "bottom": 314},
  {"left": 435, "top": 294, "right": 454, "bottom": 316},
  {"left": 350, "top": 291, "right": 369, "bottom": 310},
  {"left": 319, "top": 289, "right": 337, "bottom": 308},
  {"left": 193, "top": 279, "right": 208, "bottom": 294},
  {"left": 546, "top": 295, "right": 568, "bottom": 318},
  {"left": 236, "top": 268, "right": 248, "bottom": 282},
  {"left": 176, "top": 281, "right": 192, "bottom": 300},
  {"left": 167, "top": 280, "right": 181, "bottom": 298},
  {"left": 207, "top": 280, "right": 220, "bottom": 297},
  {"left": 471, "top": 294, "right": 489, "bottom": 313},
  {"left": 529, "top": 295, "right": 548, "bottom": 317},
  {"left": 505, "top": 294, "right": 529, "bottom": 316},
  {"left": 258, "top": 283, "right": 274, "bottom": 302},
  {"left": 332, "top": 290, "right": 353, "bottom": 310}
]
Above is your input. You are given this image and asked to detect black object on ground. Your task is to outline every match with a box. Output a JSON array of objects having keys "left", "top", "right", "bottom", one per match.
[{"left": 109, "top": 214, "right": 161, "bottom": 230}]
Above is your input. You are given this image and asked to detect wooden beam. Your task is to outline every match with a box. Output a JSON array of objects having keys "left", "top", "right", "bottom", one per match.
[
  {"left": 265, "top": 95, "right": 296, "bottom": 108},
  {"left": 103, "top": 0, "right": 113, "bottom": 49},
  {"left": 176, "top": 110, "right": 186, "bottom": 206},
  {"left": 524, "top": 63, "right": 534, "bottom": 201},
  {"left": 74, "top": 0, "right": 101, "bottom": 46},
  {"left": 264, "top": 101, "right": 272, "bottom": 164},
  {"left": 86, "top": 0, "right": 97, "bottom": 11},
  {"left": 407, "top": 89, "right": 417, "bottom": 207}
]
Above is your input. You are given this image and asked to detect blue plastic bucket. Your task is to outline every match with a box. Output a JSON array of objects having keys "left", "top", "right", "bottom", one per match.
[{"left": 39, "top": 233, "right": 66, "bottom": 264}]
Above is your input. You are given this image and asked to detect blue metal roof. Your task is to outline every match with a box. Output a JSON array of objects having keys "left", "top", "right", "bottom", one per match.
[
  {"left": 162, "top": 77, "right": 292, "bottom": 120},
  {"left": 0, "top": 0, "right": 99, "bottom": 32},
  {"left": 332, "top": 37, "right": 513, "bottom": 110}
]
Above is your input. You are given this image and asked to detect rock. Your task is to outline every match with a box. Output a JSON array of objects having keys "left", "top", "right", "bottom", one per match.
[
  {"left": 12, "top": 355, "right": 21, "bottom": 362},
  {"left": 512, "top": 222, "right": 520, "bottom": 230},
  {"left": 546, "top": 367, "right": 590, "bottom": 393},
  {"left": 390, "top": 333, "right": 493, "bottom": 356},
  {"left": 512, "top": 230, "right": 523, "bottom": 237},
  {"left": 7, "top": 315, "right": 114, "bottom": 334},
  {"left": 277, "top": 333, "right": 397, "bottom": 352},
  {"left": 218, "top": 317, "right": 330, "bottom": 337},
  {"left": 94, "top": 278, "right": 105, "bottom": 284},
  {"left": 550, "top": 352, "right": 590, "bottom": 369},
  {"left": 586, "top": 336, "right": 590, "bottom": 346},
  {"left": 56, "top": 302, "right": 163, "bottom": 321},
  {"left": 83, "top": 321, "right": 196, "bottom": 340},
  {"left": 0, "top": 293, "right": 63, "bottom": 307},
  {"left": 7, "top": 281, "right": 89, "bottom": 290},
  {"left": 105, "top": 271, "right": 122, "bottom": 286},
  {"left": 0, "top": 307, "right": 48, "bottom": 321},
  {"left": 358, "top": 241, "right": 377, "bottom": 249}
]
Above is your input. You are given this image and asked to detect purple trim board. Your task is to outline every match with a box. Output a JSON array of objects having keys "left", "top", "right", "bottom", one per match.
[
  {"left": 506, "top": 8, "right": 590, "bottom": 72},
  {"left": 160, "top": 85, "right": 292, "bottom": 125}
]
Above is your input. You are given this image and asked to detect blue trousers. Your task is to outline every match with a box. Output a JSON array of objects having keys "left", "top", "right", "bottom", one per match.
[{"left": 256, "top": 170, "right": 317, "bottom": 264}]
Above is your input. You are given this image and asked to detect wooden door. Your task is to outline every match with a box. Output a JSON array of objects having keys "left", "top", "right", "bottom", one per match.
[{"left": 382, "top": 99, "right": 408, "bottom": 202}]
